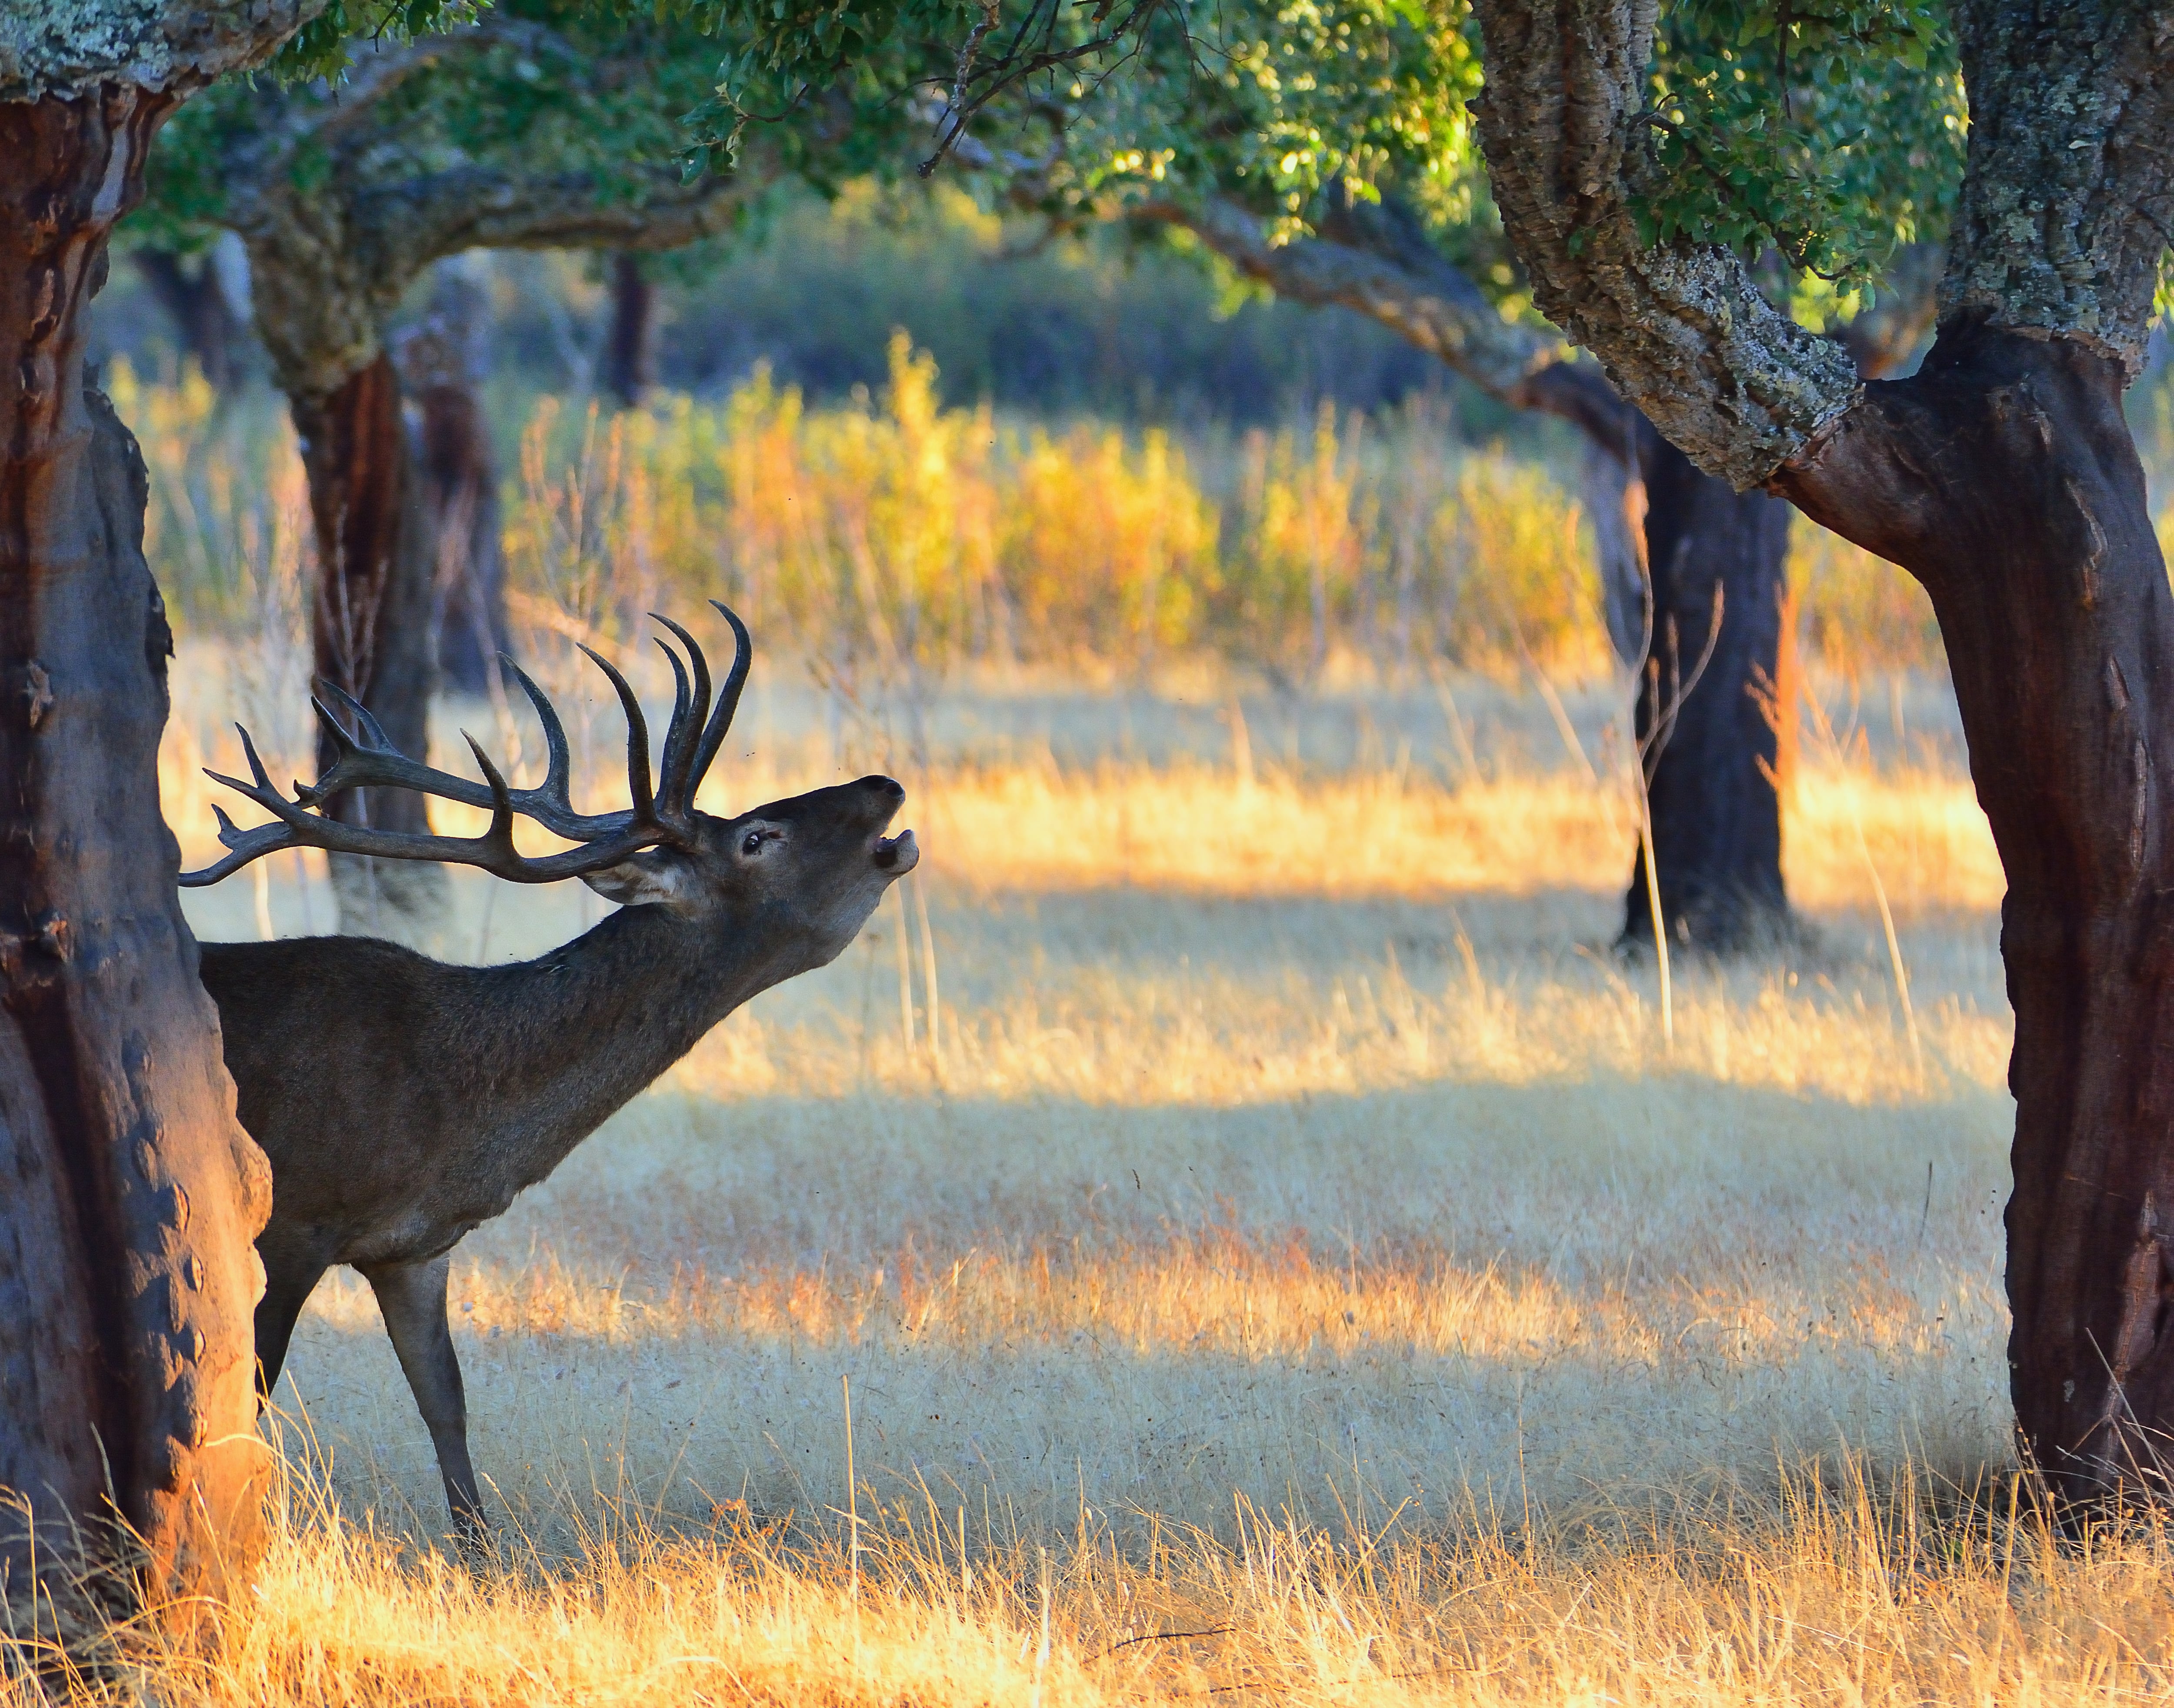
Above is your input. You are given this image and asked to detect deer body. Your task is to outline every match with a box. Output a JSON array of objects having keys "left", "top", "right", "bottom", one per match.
[
  {"left": 210, "top": 899, "right": 824, "bottom": 1272},
  {"left": 182, "top": 608, "right": 916, "bottom": 1534}
]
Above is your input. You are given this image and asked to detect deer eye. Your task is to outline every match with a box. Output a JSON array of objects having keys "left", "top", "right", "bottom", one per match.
[{"left": 741, "top": 829, "right": 765, "bottom": 856}]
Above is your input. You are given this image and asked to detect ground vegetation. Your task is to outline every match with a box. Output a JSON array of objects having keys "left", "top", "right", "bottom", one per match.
[{"left": 1468, "top": 0, "right": 2174, "bottom": 1502}]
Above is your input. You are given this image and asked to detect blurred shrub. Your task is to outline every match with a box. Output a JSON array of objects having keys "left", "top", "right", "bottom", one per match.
[
  {"left": 1791, "top": 521, "right": 1945, "bottom": 676},
  {"left": 107, "top": 358, "right": 308, "bottom": 636},
  {"left": 117, "top": 342, "right": 1952, "bottom": 689},
  {"left": 496, "top": 336, "right": 1603, "bottom": 685},
  {"left": 624, "top": 184, "right": 1473, "bottom": 429}
]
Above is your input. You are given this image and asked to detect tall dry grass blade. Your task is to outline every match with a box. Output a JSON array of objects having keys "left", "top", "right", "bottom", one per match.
[
  {"left": 844, "top": 1373, "right": 860, "bottom": 1604},
  {"left": 894, "top": 880, "right": 917, "bottom": 1057},
  {"left": 1634, "top": 768, "right": 1673, "bottom": 1057},
  {"left": 914, "top": 876, "right": 943, "bottom": 1065},
  {"left": 1805, "top": 686, "right": 1923, "bottom": 1083},
  {"left": 1519, "top": 640, "right": 1599, "bottom": 788}
]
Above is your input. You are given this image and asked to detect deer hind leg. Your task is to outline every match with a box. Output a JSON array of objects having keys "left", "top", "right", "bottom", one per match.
[{"left": 362, "top": 1252, "right": 487, "bottom": 1538}]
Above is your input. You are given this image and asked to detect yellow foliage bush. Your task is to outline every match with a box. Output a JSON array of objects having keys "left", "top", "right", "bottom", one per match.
[{"left": 113, "top": 342, "right": 1970, "bottom": 684}]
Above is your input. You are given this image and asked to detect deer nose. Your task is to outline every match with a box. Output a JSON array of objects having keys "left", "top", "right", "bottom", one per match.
[{"left": 862, "top": 776, "right": 905, "bottom": 805}]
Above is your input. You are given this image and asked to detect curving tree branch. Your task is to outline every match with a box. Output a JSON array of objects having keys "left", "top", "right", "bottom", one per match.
[
  {"left": 1466, "top": 0, "right": 1861, "bottom": 489},
  {"left": 1133, "top": 195, "right": 1570, "bottom": 408},
  {"left": 389, "top": 167, "right": 747, "bottom": 270},
  {"left": 226, "top": 31, "right": 763, "bottom": 406}
]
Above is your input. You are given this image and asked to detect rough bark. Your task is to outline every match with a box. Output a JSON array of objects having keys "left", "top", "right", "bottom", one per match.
[
  {"left": 292, "top": 353, "right": 447, "bottom": 943},
  {"left": 601, "top": 252, "right": 656, "bottom": 410},
  {"left": 0, "top": 86, "right": 272, "bottom": 1623},
  {"left": 1941, "top": 5, "right": 2174, "bottom": 374},
  {"left": 1467, "top": 0, "right": 1862, "bottom": 488},
  {"left": 1781, "top": 323, "right": 2174, "bottom": 1504},
  {"left": 1469, "top": 0, "right": 2174, "bottom": 1503},
  {"left": 0, "top": 3, "right": 325, "bottom": 103},
  {"left": 132, "top": 246, "right": 240, "bottom": 389}
]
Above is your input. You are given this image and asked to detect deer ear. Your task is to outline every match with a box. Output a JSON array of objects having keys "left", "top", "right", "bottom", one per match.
[{"left": 580, "top": 849, "right": 695, "bottom": 909}]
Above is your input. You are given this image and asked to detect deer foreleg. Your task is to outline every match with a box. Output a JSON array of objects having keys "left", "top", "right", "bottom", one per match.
[
  {"left": 254, "top": 1239, "right": 328, "bottom": 1407},
  {"left": 363, "top": 1253, "right": 486, "bottom": 1537}
]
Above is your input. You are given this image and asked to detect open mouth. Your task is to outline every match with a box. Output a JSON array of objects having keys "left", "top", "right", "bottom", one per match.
[{"left": 872, "top": 828, "right": 919, "bottom": 873}]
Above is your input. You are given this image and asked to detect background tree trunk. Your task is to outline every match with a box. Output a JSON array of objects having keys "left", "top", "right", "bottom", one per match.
[
  {"left": 1618, "top": 434, "right": 1794, "bottom": 953},
  {"left": 400, "top": 263, "right": 510, "bottom": 698},
  {"left": 130, "top": 242, "right": 246, "bottom": 391},
  {"left": 601, "top": 252, "right": 655, "bottom": 410},
  {"left": 292, "top": 353, "right": 447, "bottom": 946},
  {"left": 1213, "top": 193, "right": 1938, "bottom": 962},
  {"left": 1546, "top": 380, "right": 1795, "bottom": 955},
  {"left": 0, "top": 87, "right": 272, "bottom": 1623},
  {"left": 1779, "top": 323, "right": 2174, "bottom": 1504}
]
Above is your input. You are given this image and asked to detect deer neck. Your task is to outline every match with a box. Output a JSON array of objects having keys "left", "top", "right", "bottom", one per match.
[{"left": 463, "top": 902, "right": 784, "bottom": 1184}]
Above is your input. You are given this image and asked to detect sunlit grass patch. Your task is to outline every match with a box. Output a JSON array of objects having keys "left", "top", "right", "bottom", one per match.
[{"left": 26, "top": 1443, "right": 2174, "bottom": 1705}]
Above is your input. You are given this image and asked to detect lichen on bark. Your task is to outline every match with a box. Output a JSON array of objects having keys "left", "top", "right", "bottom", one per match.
[
  {"left": 1943, "top": 1, "right": 2174, "bottom": 376},
  {"left": 1466, "top": 0, "right": 1861, "bottom": 490},
  {"left": 0, "top": 0, "right": 323, "bottom": 102}
]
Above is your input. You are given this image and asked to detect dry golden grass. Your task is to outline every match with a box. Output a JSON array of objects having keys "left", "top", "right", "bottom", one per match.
[
  {"left": 37, "top": 655, "right": 2173, "bottom": 1707},
  {"left": 53, "top": 1449, "right": 2174, "bottom": 1707}
]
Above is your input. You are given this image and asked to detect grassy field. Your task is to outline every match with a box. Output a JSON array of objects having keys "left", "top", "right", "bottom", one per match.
[
  {"left": 35, "top": 646, "right": 2174, "bottom": 1705},
  {"left": 20, "top": 361, "right": 2172, "bottom": 1700}
]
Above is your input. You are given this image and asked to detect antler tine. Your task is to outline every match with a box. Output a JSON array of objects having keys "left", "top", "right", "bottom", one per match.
[
  {"left": 317, "top": 679, "right": 392, "bottom": 751},
  {"left": 495, "top": 657, "right": 587, "bottom": 831},
  {"left": 651, "top": 631, "right": 693, "bottom": 811},
  {"left": 182, "top": 716, "right": 687, "bottom": 887},
  {"left": 685, "top": 602, "right": 752, "bottom": 797},
  {"left": 300, "top": 692, "right": 500, "bottom": 812},
  {"left": 462, "top": 731, "right": 523, "bottom": 864},
  {"left": 651, "top": 611, "right": 714, "bottom": 818},
  {"left": 241, "top": 721, "right": 277, "bottom": 786},
  {"left": 577, "top": 643, "right": 658, "bottom": 825},
  {"left": 297, "top": 695, "right": 379, "bottom": 807},
  {"left": 178, "top": 793, "right": 302, "bottom": 887}
]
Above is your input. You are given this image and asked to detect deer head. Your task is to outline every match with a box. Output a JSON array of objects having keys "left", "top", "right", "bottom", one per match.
[{"left": 182, "top": 602, "right": 919, "bottom": 972}]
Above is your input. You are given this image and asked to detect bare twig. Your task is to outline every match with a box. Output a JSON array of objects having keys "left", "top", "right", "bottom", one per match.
[
  {"left": 1090, "top": 1626, "right": 1237, "bottom": 1661},
  {"left": 917, "top": 0, "right": 1174, "bottom": 176}
]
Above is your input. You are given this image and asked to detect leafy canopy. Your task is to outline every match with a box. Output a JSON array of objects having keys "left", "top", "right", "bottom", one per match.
[
  {"left": 267, "top": 0, "right": 483, "bottom": 82},
  {"left": 932, "top": 0, "right": 1963, "bottom": 316},
  {"left": 138, "top": 0, "right": 791, "bottom": 256},
  {"left": 166, "top": 0, "right": 1966, "bottom": 321},
  {"left": 1640, "top": 0, "right": 1963, "bottom": 296}
]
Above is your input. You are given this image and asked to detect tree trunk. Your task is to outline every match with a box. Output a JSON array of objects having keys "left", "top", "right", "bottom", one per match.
[
  {"left": 292, "top": 353, "right": 447, "bottom": 946},
  {"left": 0, "top": 88, "right": 272, "bottom": 1625},
  {"left": 131, "top": 247, "right": 238, "bottom": 391},
  {"left": 413, "top": 375, "right": 509, "bottom": 699},
  {"left": 1513, "top": 369, "right": 1798, "bottom": 953},
  {"left": 1620, "top": 433, "right": 1795, "bottom": 954},
  {"left": 601, "top": 253, "right": 655, "bottom": 410},
  {"left": 1778, "top": 319, "right": 2174, "bottom": 1505},
  {"left": 400, "top": 268, "right": 511, "bottom": 699}
]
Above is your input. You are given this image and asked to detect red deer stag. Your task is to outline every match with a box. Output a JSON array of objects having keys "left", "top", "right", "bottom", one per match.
[{"left": 184, "top": 604, "right": 916, "bottom": 1534}]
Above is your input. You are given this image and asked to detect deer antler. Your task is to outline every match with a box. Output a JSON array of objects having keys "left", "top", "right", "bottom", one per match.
[{"left": 179, "top": 604, "right": 754, "bottom": 887}]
